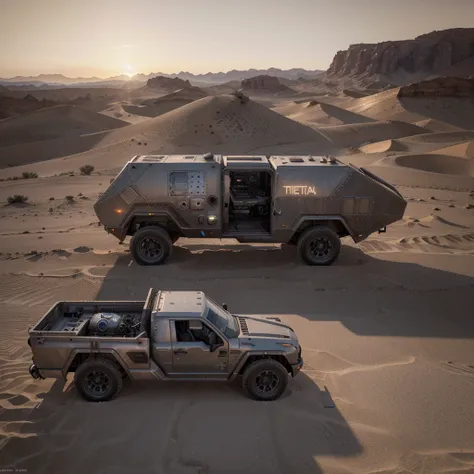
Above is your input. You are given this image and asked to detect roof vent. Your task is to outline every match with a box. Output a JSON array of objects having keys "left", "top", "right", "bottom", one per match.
[
  {"left": 328, "top": 155, "right": 337, "bottom": 164},
  {"left": 238, "top": 317, "right": 249, "bottom": 335},
  {"left": 320, "top": 156, "right": 328, "bottom": 163},
  {"left": 203, "top": 152, "right": 214, "bottom": 161}
]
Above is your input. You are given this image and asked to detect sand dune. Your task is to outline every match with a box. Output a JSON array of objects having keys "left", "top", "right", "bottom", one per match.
[
  {"left": 0, "top": 94, "right": 333, "bottom": 173},
  {"left": 0, "top": 105, "right": 128, "bottom": 147},
  {"left": 99, "top": 102, "right": 150, "bottom": 124},
  {"left": 432, "top": 141, "right": 474, "bottom": 159},
  {"left": 318, "top": 120, "right": 426, "bottom": 148},
  {"left": 395, "top": 154, "right": 474, "bottom": 176},
  {"left": 274, "top": 100, "right": 374, "bottom": 126},
  {"left": 359, "top": 139, "right": 407, "bottom": 154},
  {"left": 125, "top": 94, "right": 330, "bottom": 148},
  {"left": 123, "top": 87, "right": 208, "bottom": 118},
  {"left": 415, "top": 118, "right": 462, "bottom": 132},
  {"left": 345, "top": 87, "right": 474, "bottom": 130}
]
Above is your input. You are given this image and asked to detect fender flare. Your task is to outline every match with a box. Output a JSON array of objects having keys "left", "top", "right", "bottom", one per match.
[
  {"left": 291, "top": 215, "right": 356, "bottom": 240},
  {"left": 124, "top": 211, "right": 185, "bottom": 235},
  {"left": 229, "top": 351, "right": 290, "bottom": 382},
  {"left": 63, "top": 348, "right": 131, "bottom": 379}
]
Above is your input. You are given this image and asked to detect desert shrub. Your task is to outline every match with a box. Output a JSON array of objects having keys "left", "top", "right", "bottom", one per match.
[
  {"left": 7, "top": 195, "right": 28, "bottom": 204},
  {"left": 21, "top": 171, "right": 38, "bottom": 179},
  {"left": 65, "top": 195, "right": 75, "bottom": 202},
  {"left": 79, "top": 165, "right": 94, "bottom": 175}
]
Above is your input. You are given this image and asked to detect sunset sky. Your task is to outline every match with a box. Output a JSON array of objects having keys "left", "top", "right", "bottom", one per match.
[{"left": 1, "top": 0, "right": 473, "bottom": 78}]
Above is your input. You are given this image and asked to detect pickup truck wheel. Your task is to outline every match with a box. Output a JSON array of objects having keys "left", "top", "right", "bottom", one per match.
[
  {"left": 242, "top": 359, "right": 288, "bottom": 401},
  {"left": 297, "top": 226, "right": 341, "bottom": 266},
  {"left": 75, "top": 359, "right": 123, "bottom": 402},
  {"left": 130, "top": 226, "right": 172, "bottom": 265}
]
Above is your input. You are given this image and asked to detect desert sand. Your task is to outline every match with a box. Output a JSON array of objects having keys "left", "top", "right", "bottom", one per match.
[{"left": 0, "top": 75, "right": 474, "bottom": 474}]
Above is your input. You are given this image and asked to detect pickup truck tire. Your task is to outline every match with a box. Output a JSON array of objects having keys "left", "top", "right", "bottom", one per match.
[
  {"left": 242, "top": 359, "right": 288, "bottom": 401},
  {"left": 74, "top": 358, "right": 123, "bottom": 402},
  {"left": 297, "top": 226, "right": 341, "bottom": 266},
  {"left": 130, "top": 226, "right": 172, "bottom": 265}
]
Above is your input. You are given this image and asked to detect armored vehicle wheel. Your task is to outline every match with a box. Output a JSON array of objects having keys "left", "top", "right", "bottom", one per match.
[
  {"left": 130, "top": 226, "right": 172, "bottom": 265},
  {"left": 74, "top": 358, "right": 123, "bottom": 402},
  {"left": 297, "top": 226, "right": 341, "bottom": 266},
  {"left": 242, "top": 359, "right": 288, "bottom": 401}
]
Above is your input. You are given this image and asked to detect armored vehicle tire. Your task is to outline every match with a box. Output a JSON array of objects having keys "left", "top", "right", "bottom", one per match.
[
  {"left": 242, "top": 359, "right": 289, "bottom": 401},
  {"left": 297, "top": 226, "right": 341, "bottom": 266},
  {"left": 130, "top": 226, "right": 172, "bottom": 265},
  {"left": 74, "top": 358, "right": 123, "bottom": 402}
]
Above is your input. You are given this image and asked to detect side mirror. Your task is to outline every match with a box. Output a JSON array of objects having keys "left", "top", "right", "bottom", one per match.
[
  {"left": 210, "top": 343, "right": 223, "bottom": 352},
  {"left": 222, "top": 303, "right": 228, "bottom": 311}
]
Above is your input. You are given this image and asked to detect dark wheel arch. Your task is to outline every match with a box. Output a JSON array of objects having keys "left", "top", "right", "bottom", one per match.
[
  {"left": 242, "top": 358, "right": 289, "bottom": 401},
  {"left": 297, "top": 226, "right": 341, "bottom": 265},
  {"left": 74, "top": 358, "right": 123, "bottom": 402},
  {"left": 130, "top": 225, "right": 172, "bottom": 265}
]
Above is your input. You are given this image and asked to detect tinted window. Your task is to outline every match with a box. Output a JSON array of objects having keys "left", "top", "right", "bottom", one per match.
[{"left": 169, "top": 172, "right": 188, "bottom": 195}]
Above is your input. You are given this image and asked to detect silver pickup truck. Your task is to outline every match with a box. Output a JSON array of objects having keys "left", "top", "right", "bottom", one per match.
[{"left": 28, "top": 288, "right": 303, "bottom": 402}]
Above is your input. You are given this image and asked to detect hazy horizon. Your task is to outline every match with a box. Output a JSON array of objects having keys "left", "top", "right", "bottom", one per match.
[{"left": 1, "top": 0, "right": 474, "bottom": 78}]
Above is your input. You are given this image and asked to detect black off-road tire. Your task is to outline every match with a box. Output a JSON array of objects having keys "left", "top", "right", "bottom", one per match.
[
  {"left": 297, "top": 226, "right": 341, "bottom": 266},
  {"left": 242, "top": 359, "right": 289, "bottom": 401},
  {"left": 130, "top": 226, "right": 172, "bottom": 265},
  {"left": 74, "top": 358, "right": 123, "bottom": 402}
]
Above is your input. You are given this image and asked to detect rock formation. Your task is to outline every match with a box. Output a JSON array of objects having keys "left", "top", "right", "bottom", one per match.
[
  {"left": 146, "top": 75, "right": 191, "bottom": 90},
  {"left": 241, "top": 75, "right": 289, "bottom": 92},
  {"left": 327, "top": 28, "right": 474, "bottom": 85},
  {"left": 397, "top": 77, "right": 474, "bottom": 98}
]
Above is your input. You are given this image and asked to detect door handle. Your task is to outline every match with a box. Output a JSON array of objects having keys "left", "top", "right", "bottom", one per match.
[
  {"left": 174, "top": 349, "right": 187, "bottom": 355},
  {"left": 218, "top": 350, "right": 227, "bottom": 357},
  {"left": 273, "top": 209, "right": 282, "bottom": 216}
]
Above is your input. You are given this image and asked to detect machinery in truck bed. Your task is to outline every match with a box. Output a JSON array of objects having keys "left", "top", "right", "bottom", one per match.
[
  {"left": 94, "top": 153, "right": 407, "bottom": 266},
  {"left": 28, "top": 288, "right": 303, "bottom": 402}
]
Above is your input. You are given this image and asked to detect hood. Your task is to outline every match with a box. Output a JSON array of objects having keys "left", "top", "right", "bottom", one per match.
[{"left": 235, "top": 315, "right": 294, "bottom": 340}]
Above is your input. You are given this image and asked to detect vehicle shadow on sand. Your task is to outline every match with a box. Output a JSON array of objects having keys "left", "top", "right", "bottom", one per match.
[
  {"left": 0, "top": 372, "right": 362, "bottom": 474},
  {"left": 95, "top": 243, "right": 474, "bottom": 339}
]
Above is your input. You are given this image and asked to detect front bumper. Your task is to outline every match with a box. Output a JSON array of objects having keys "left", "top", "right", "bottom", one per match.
[
  {"left": 291, "top": 358, "right": 304, "bottom": 377},
  {"left": 291, "top": 345, "right": 303, "bottom": 376}
]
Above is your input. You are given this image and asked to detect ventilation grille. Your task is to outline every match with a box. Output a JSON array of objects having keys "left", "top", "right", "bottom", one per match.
[{"left": 238, "top": 317, "right": 249, "bottom": 335}]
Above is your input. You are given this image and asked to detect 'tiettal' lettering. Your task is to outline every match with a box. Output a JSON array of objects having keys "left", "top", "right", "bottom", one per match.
[{"left": 283, "top": 186, "right": 317, "bottom": 196}]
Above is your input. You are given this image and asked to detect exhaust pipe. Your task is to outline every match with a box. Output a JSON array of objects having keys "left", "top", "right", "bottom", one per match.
[{"left": 29, "top": 364, "right": 44, "bottom": 380}]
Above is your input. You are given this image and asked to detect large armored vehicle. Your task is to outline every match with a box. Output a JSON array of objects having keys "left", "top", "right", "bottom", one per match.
[
  {"left": 94, "top": 154, "right": 406, "bottom": 265},
  {"left": 28, "top": 288, "right": 303, "bottom": 402}
]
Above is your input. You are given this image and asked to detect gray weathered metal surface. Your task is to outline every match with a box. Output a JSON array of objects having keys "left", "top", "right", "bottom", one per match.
[
  {"left": 94, "top": 153, "right": 406, "bottom": 247},
  {"left": 28, "top": 289, "right": 303, "bottom": 385}
]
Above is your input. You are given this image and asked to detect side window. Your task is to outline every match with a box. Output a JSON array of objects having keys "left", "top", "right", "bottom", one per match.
[
  {"left": 174, "top": 320, "right": 221, "bottom": 345},
  {"left": 169, "top": 172, "right": 188, "bottom": 196}
]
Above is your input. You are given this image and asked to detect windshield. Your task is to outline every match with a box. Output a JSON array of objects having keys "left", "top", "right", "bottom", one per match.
[{"left": 205, "top": 298, "right": 240, "bottom": 338}]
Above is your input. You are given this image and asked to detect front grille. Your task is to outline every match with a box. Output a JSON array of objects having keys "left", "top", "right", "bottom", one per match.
[{"left": 238, "top": 317, "right": 249, "bottom": 335}]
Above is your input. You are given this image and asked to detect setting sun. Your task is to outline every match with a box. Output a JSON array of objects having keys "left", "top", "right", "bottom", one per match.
[{"left": 122, "top": 63, "right": 134, "bottom": 77}]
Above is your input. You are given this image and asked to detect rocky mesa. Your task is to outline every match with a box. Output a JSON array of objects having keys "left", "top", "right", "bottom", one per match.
[
  {"left": 241, "top": 75, "right": 291, "bottom": 92},
  {"left": 397, "top": 76, "right": 474, "bottom": 97},
  {"left": 326, "top": 28, "right": 474, "bottom": 85},
  {"left": 146, "top": 75, "right": 192, "bottom": 90}
]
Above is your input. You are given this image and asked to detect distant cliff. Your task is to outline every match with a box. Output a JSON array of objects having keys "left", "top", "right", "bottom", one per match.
[
  {"left": 397, "top": 77, "right": 474, "bottom": 98},
  {"left": 241, "top": 75, "right": 290, "bottom": 92},
  {"left": 327, "top": 28, "right": 474, "bottom": 85},
  {"left": 146, "top": 75, "right": 191, "bottom": 90}
]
